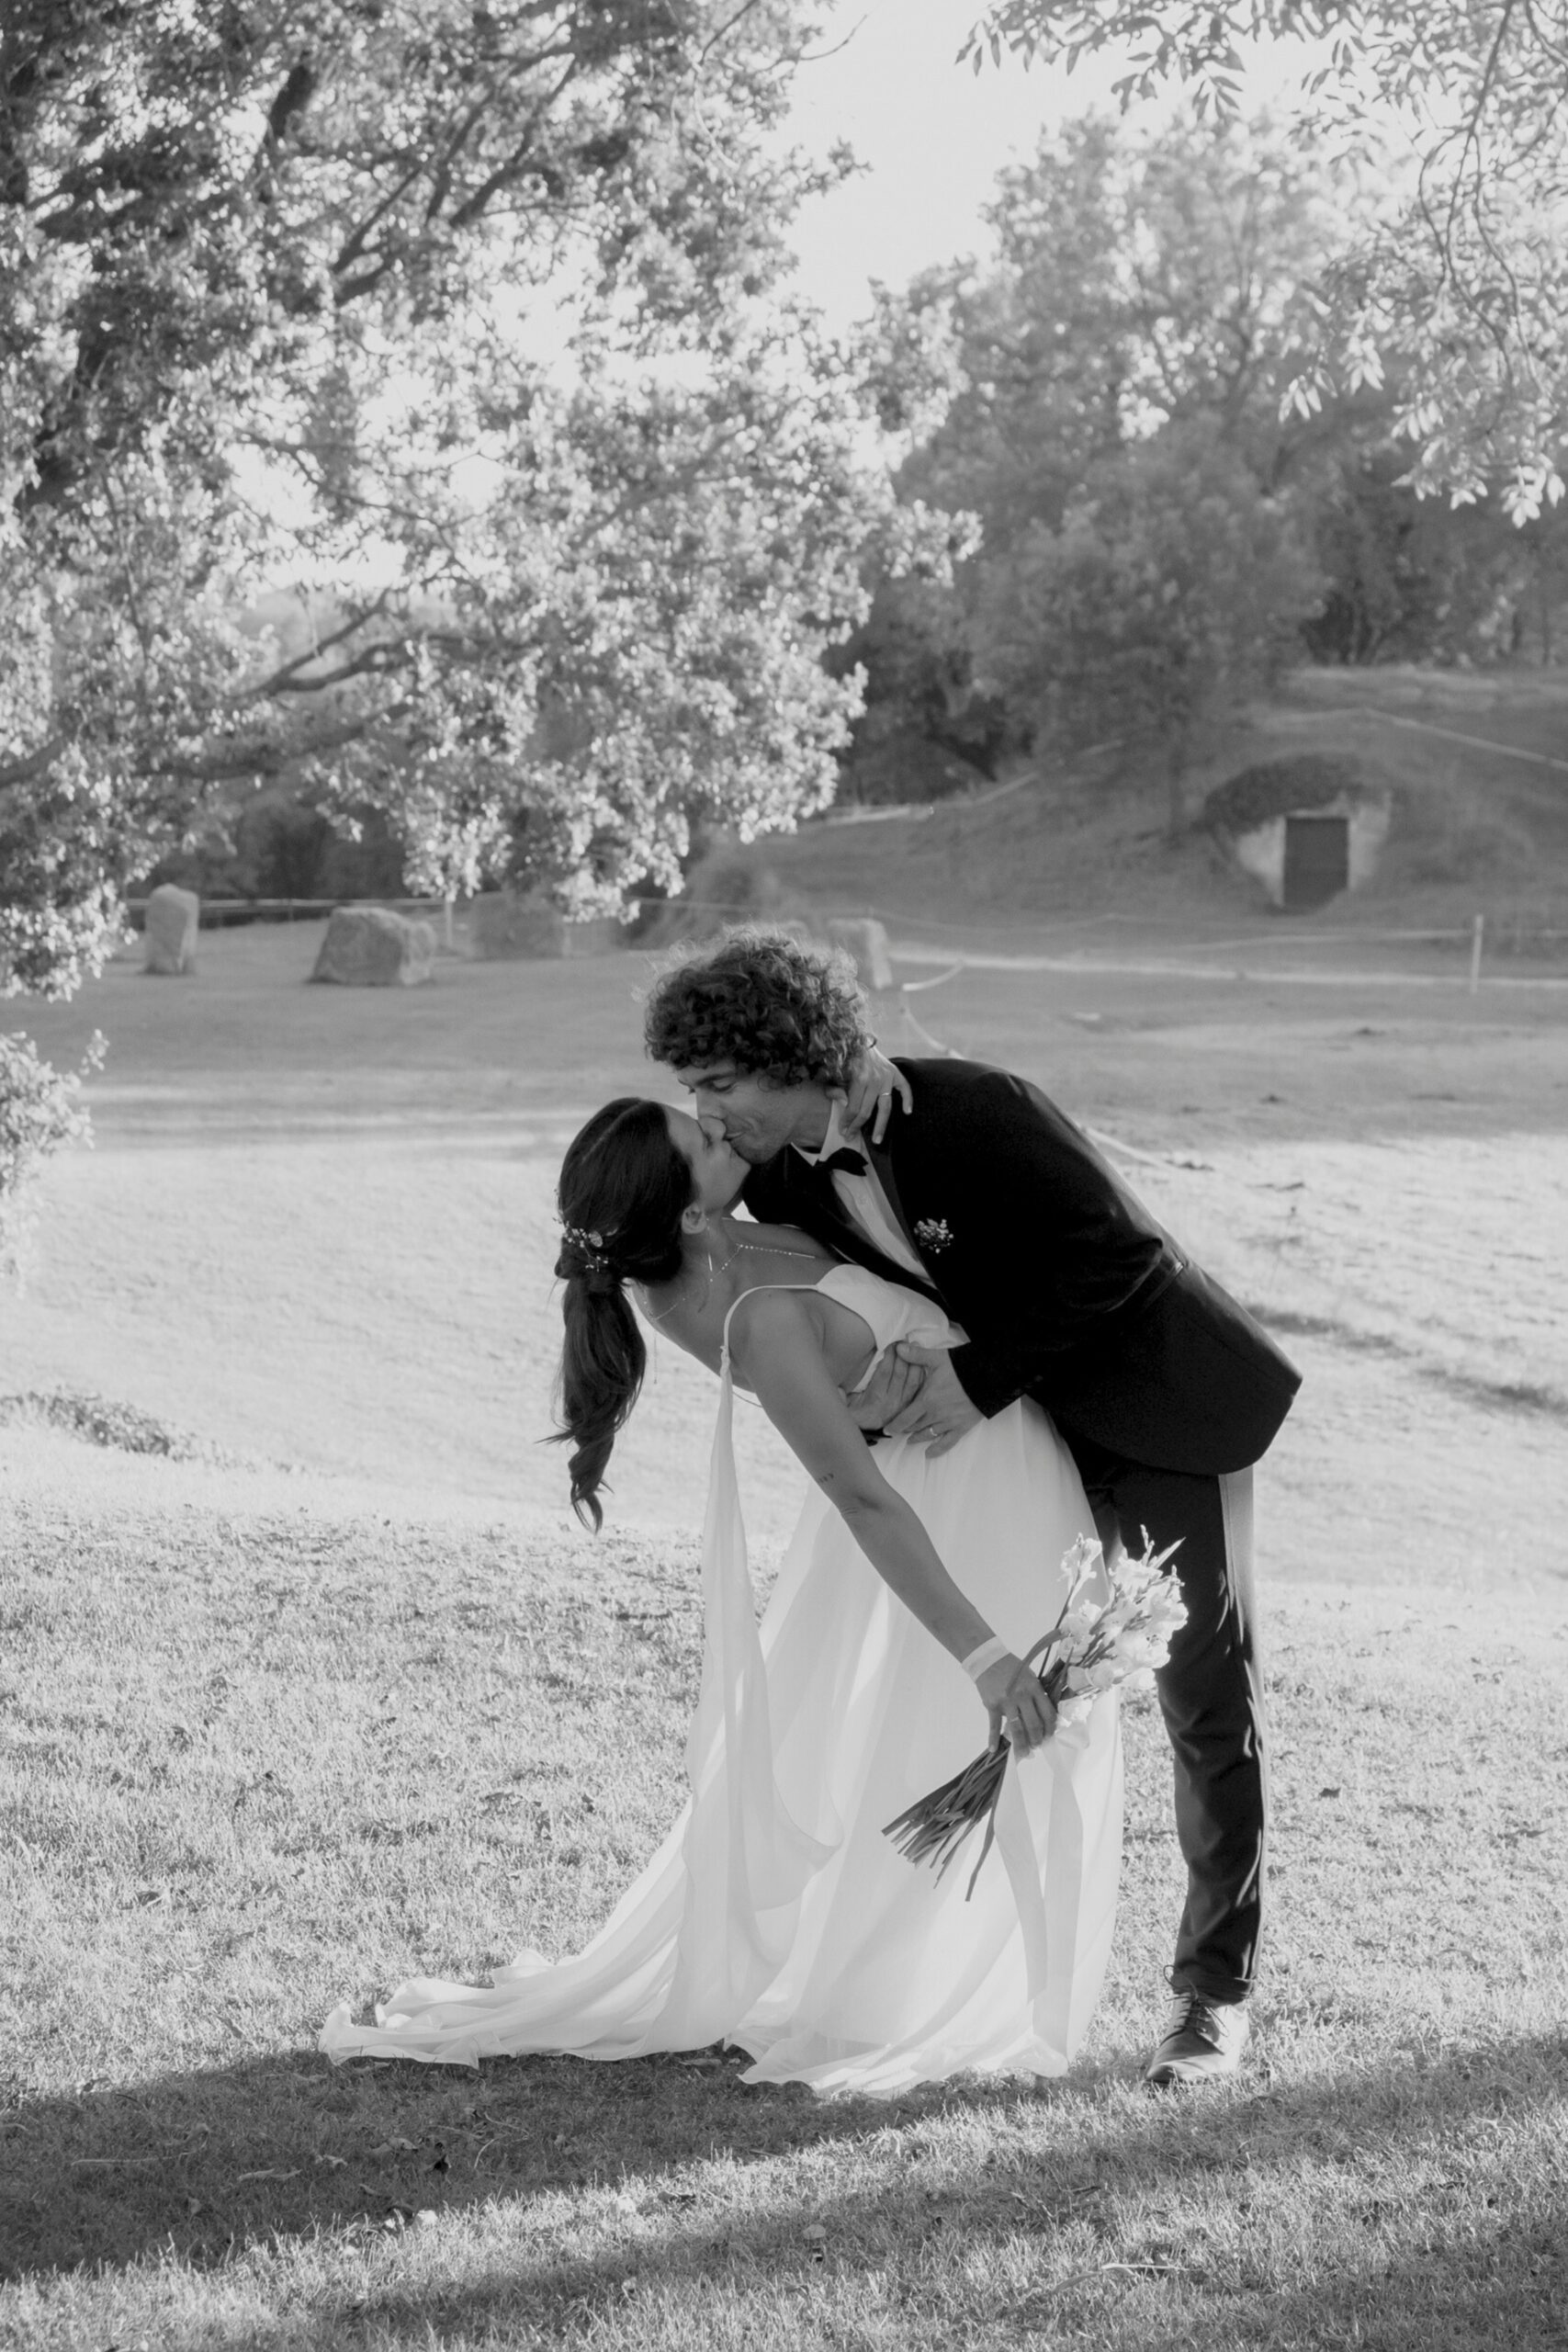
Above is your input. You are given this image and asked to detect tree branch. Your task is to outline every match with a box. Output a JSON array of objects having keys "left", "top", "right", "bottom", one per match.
[
  {"left": 0, "top": 740, "right": 66, "bottom": 795},
  {"left": 330, "top": 154, "right": 432, "bottom": 281},
  {"left": 447, "top": 56, "right": 582, "bottom": 232},
  {"left": 265, "top": 56, "right": 316, "bottom": 150},
  {"left": 244, "top": 589, "right": 396, "bottom": 698},
  {"left": 1440, "top": 0, "right": 1521, "bottom": 269}
]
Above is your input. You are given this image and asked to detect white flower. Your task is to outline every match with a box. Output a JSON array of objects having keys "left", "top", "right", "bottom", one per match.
[
  {"left": 1107, "top": 1563, "right": 1161, "bottom": 1609},
  {"left": 913, "top": 1216, "right": 954, "bottom": 1252},
  {"left": 1094, "top": 1594, "right": 1141, "bottom": 1638},
  {"left": 1061, "top": 1534, "right": 1103, "bottom": 1583},
  {"left": 1058, "top": 1600, "right": 1100, "bottom": 1643},
  {"left": 1116, "top": 1632, "right": 1175, "bottom": 1669}
]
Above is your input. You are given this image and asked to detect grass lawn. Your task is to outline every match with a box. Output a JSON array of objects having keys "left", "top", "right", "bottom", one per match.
[
  {"left": 4, "top": 912, "right": 1567, "bottom": 2346},
  {"left": 2, "top": 1458, "right": 1565, "bottom": 2349}
]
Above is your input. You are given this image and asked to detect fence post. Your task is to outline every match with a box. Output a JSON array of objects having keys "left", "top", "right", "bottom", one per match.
[{"left": 1469, "top": 912, "right": 1484, "bottom": 996}]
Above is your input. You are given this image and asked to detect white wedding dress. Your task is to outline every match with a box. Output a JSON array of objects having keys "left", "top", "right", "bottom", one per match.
[{"left": 321, "top": 1265, "right": 1123, "bottom": 2093}]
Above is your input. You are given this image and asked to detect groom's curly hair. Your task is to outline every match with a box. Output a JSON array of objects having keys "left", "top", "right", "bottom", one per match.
[{"left": 643, "top": 927, "right": 869, "bottom": 1087}]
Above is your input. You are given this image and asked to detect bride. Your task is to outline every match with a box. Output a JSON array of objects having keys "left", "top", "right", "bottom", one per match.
[{"left": 321, "top": 1099, "right": 1123, "bottom": 2094}]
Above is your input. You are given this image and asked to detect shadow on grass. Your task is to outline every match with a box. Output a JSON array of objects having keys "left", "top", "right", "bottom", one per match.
[
  {"left": 9, "top": 2040, "right": 892, "bottom": 2280},
  {"left": 6, "top": 2027, "right": 1565, "bottom": 2345}
]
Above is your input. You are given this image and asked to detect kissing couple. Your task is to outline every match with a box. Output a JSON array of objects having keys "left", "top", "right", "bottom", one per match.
[{"left": 324, "top": 928, "right": 1300, "bottom": 2093}]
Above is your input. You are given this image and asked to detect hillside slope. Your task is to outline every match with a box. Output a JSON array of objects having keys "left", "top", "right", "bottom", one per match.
[{"left": 701, "top": 670, "right": 1568, "bottom": 948}]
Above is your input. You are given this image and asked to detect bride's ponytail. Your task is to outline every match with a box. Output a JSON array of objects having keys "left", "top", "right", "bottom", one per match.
[
  {"left": 554, "top": 1098, "right": 692, "bottom": 1530},
  {"left": 555, "top": 1261, "right": 645, "bottom": 1532}
]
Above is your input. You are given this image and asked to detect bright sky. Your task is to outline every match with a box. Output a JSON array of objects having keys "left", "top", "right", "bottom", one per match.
[
  {"left": 779, "top": 1, "right": 1321, "bottom": 326},
  {"left": 782, "top": 1, "right": 1113, "bottom": 321}
]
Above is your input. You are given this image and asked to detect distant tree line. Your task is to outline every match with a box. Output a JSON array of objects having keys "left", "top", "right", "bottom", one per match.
[{"left": 839, "top": 111, "right": 1568, "bottom": 814}]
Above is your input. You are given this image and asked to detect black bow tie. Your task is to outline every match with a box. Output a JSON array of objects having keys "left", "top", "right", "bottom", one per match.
[{"left": 819, "top": 1146, "right": 868, "bottom": 1177}]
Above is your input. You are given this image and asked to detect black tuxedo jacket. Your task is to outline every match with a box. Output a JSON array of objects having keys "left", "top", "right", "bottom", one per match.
[{"left": 741, "top": 1057, "right": 1301, "bottom": 1477}]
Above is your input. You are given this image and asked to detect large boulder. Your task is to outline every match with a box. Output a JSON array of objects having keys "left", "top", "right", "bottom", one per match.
[
  {"left": 142, "top": 884, "right": 199, "bottom": 976},
  {"left": 826, "top": 915, "right": 895, "bottom": 992},
  {"left": 310, "top": 905, "right": 435, "bottom": 987}
]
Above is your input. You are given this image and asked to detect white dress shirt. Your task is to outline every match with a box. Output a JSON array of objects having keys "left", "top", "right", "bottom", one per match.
[{"left": 795, "top": 1102, "right": 926, "bottom": 1281}]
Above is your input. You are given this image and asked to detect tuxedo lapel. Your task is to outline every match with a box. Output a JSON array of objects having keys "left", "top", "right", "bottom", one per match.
[
  {"left": 864, "top": 1130, "right": 918, "bottom": 1256},
  {"left": 864, "top": 1125, "right": 951, "bottom": 1310},
  {"left": 766, "top": 1148, "right": 943, "bottom": 1304}
]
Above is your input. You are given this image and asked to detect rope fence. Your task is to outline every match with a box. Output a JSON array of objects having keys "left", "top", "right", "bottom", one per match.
[
  {"left": 125, "top": 896, "right": 447, "bottom": 925},
  {"left": 1306, "top": 700, "right": 1568, "bottom": 776},
  {"left": 642, "top": 899, "right": 1568, "bottom": 996},
  {"left": 125, "top": 892, "right": 1568, "bottom": 996}
]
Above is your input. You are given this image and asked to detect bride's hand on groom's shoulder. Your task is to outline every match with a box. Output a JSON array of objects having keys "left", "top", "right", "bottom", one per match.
[{"left": 833, "top": 1045, "right": 913, "bottom": 1146}]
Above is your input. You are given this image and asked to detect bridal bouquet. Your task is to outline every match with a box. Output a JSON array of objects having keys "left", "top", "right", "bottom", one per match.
[{"left": 884, "top": 1534, "right": 1187, "bottom": 1898}]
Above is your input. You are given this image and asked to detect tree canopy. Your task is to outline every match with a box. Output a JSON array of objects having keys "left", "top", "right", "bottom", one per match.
[
  {"left": 964, "top": 2, "right": 1568, "bottom": 514},
  {"left": 976, "top": 420, "right": 1322, "bottom": 822},
  {"left": 897, "top": 112, "right": 1338, "bottom": 540},
  {"left": 847, "top": 116, "right": 1331, "bottom": 803},
  {"left": 2, "top": 0, "right": 952, "bottom": 1000},
  {"left": 840, "top": 100, "right": 1568, "bottom": 808}
]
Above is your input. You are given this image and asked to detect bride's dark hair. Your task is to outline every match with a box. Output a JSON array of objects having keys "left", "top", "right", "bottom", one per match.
[{"left": 554, "top": 1097, "right": 694, "bottom": 1530}]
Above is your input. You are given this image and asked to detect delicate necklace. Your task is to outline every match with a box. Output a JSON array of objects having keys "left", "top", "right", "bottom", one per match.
[
  {"left": 706, "top": 1225, "right": 824, "bottom": 1287},
  {"left": 640, "top": 1224, "right": 823, "bottom": 1331}
]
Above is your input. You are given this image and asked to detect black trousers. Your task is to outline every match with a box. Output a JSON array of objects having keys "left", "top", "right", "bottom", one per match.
[{"left": 1064, "top": 1433, "right": 1269, "bottom": 2006}]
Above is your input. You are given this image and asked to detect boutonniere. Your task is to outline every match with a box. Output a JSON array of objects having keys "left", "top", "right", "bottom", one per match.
[{"left": 913, "top": 1216, "right": 953, "bottom": 1254}]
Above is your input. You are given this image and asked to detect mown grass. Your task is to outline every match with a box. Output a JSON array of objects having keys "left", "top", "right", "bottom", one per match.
[{"left": 4, "top": 1460, "right": 1565, "bottom": 2349}]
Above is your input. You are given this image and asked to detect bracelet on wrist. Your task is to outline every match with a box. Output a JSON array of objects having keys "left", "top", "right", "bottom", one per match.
[{"left": 960, "top": 1635, "right": 1011, "bottom": 1684}]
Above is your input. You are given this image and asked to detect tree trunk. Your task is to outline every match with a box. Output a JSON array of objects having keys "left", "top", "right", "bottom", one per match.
[{"left": 1166, "top": 733, "right": 1190, "bottom": 839}]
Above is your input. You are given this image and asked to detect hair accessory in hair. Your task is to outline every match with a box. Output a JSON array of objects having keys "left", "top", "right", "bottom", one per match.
[{"left": 561, "top": 1221, "right": 612, "bottom": 1275}]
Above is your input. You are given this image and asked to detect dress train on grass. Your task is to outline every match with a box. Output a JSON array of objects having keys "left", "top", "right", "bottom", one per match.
[{"left": 321, "top": 1267, "right": 1122, "bottom": 2094}]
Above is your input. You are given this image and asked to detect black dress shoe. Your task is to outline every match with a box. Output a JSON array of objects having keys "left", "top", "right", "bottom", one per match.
[{"left": 1145, "top": 1989, "right": 1250, "bottom": 2086}]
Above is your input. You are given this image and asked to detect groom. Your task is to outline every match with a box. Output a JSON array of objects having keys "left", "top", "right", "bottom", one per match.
[{"left": 644, "top": 927, "right": 1301, "bottom": 2087}]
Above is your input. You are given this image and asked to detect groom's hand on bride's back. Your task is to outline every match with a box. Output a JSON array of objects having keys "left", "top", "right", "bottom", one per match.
[
  {"left": 884, "top": 1342, "right": 985, "bottom": 1458},
  {"left": 847, "top": 1350, "right": 925, "bottom": 1434}
]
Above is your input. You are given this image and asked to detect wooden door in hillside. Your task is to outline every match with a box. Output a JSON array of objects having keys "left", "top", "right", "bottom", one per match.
[{"left": 1283, "top": 813, "right": 1349, "bottom": 910}]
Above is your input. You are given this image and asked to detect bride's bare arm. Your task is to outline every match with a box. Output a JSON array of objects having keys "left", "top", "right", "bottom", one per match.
[{"left": 728, "top": 1290, "right": 1055, "bottom": 1750}]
